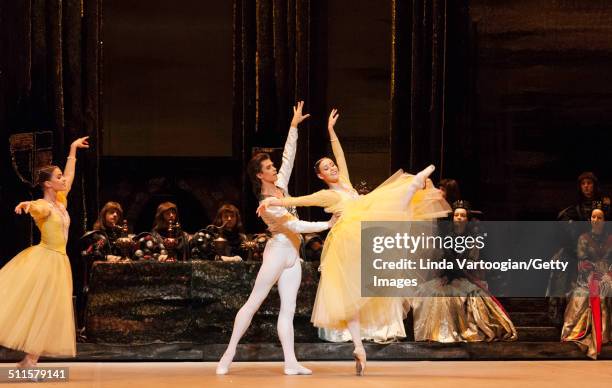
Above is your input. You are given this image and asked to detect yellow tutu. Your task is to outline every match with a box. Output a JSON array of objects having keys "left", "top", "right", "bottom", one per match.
[
  {"left": 311, "top": 170, "right": 451, "bottom": 329},
  {"left": 0, "top": 193, "right": 76, "bottom": 357}
]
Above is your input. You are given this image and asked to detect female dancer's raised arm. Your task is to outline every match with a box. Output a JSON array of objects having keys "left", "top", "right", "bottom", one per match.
[
  {"left": 2, "top": 136, "right": 90, "bottom": 369},
  {"left": 256, "top": 109, "right": 350, "bottom": 215},
  {"left": 63, "top": 136, "right": 90, "bottom": 193},
  {"left": 327, "top": 109, "right": 351, "bottom": 185}
]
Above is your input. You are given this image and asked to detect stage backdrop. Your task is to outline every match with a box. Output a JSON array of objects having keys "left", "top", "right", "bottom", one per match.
[{"left": 102, "top": 0, "right": 233, "bottom": 157}]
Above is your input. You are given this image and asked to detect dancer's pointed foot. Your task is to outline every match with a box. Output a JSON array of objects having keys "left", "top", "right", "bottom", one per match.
[
  {"left": 421, "top": 164, "right": 435, "bottom": 177},
  {"left": 216, "top": 351, "right": 235, "bottom": 375},
  {"left": 352, "top": 347, "right": 366, "bottom": 376},
  {"left": 17, "top": 354, "right": 38, "bottom": 368},
  {"left": 284, "top": 363, "right": 312, "bottom": 375},
  {"left": 414, "top": 164, "right": 435, "bottom": 188},
  {"left": 16, "top": 360, "right": 32, "bottom": 368}
]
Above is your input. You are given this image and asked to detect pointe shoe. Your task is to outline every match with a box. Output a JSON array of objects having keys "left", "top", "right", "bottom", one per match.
[
  {"left": 17, "top": 355, "right": 37, "bottom": 368},
  {"left": 284, "top": 364, "right": 312, "bottom": 375},
  {"left": 414, "top": 164, "right": 435, "bottom": 188},
  {"left": 420, "top": 165, "right": 435, "bottom": 180},
  {"left": 352, "top": 347, "right": 366, "bottom": 376},
  {"left": 216, "top": 352, "right": 234, "bottom": 375}
]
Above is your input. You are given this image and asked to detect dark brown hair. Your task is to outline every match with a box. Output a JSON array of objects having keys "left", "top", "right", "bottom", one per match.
[
  {"left": 35, "top": 165, "right": 61, "bottom": 188},
  {"left": 577, "top": 171, "right": 601, "bottom": 201},
  {"left": 439, "top": 178, "right": 461, "bottom": 206},
  {"left": 213, "top": 204, "right": 244, "bottom": 233},
  {"left": 94, "top": 201, "right": 124, "bottom": 231},
  {"left": 247, "top": 153, "right": 271, "bottom": 198},
  {"left": 152, "top": 202, "right": 178, "bottom": 232},
  {"left": 314, "top": 157, "right": 332, "bottom": 175}
]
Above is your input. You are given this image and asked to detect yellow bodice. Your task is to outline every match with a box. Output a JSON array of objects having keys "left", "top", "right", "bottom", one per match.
[{"left": 29, "top": 192, "right": 70, "bottom": 253}]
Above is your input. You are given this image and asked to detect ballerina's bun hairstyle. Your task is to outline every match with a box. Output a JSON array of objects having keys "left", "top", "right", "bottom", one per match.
[
  {"left": 247, "top": 152, "right": 271, "bottom": 198},
  {"left": 314, "top": 157, "right": 333, "bottom": 175},
  {"left": 35, "top": 165, "right": 61, "bottom": 187}
]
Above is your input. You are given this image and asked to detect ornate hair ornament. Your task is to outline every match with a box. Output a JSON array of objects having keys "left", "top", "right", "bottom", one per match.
[{"left": 452, "top": 200, "right": 471, "bottom": 212}]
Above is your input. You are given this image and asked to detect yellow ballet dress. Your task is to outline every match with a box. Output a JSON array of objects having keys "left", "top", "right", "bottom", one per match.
[
  {"left": 0, "top": 191, "right": 76, "bottom": 357},
  {"left": 279, "top": 137, "right": 451, "bottom": 330}
]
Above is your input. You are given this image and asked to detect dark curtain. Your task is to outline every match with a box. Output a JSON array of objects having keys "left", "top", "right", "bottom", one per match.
[
  {"left": 250, "top": 0, "right": 310, "bottom": 144},
  {"left": 0, "top": 0, "right": 101, "bottom": 296},
  {"left": 235, "top": 0, "right": 325, "bottom": 229},
  {"left": 390, "top": 0, "right": 470, "bottom": 178},
  {"left": 390, "top": 0, "right": 445, "bottom": 173}
]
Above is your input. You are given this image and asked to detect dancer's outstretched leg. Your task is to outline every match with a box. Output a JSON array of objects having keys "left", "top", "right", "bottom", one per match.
[
  {"left": 416, "top": 164, "right": 435, "bottom": 186},
  {"left": 277, "top": 259, "right": 311, "bottom": 375},
  {"left": 401, "top": 164, "right": 435, "bottom": 207},
  {"left": 346, "top": 314, "right": 366, "bottom": 376},
  {"left": 372, "top": 165, "right": 436, "bottom": 214},
  {"left": 216, "top": 255, "right": 285, "bottom": 374}
]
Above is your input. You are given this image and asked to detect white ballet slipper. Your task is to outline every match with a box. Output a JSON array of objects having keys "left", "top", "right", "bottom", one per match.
[
  {"left": 216, "top": 352, "right": 234, "bottom": 375},
  {"left": 284, "top": 364, "right": 312, "bottom": 375}
]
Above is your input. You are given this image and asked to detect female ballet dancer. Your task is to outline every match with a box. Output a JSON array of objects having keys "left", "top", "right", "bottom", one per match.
[
  {"left": 258, "top": 109, "right": 450, "bottom": 375},
  {"left": 0, "top": 136, "right": 90, "bottom": 367},
  {"left": 216, "top": 102, "right": 337, "bottom": 375}
]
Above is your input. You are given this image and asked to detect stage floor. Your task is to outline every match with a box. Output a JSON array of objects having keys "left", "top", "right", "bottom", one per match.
[{"left": 1, "top": 360, "right": 610, "bottom": 387}]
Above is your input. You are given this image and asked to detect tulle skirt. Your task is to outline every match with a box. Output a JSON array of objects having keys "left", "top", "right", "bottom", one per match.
[
  {"left": 311, "top": 170, "right": 450, "bottom": 329},
  {"left": 0, "top": 245, "right": 76, "bottom": 357}
]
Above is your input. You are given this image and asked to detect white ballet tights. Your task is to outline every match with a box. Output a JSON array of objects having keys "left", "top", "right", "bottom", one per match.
[
  {"left": 218, "top": 166, "right": 435, "bottom": 373},
  {"left": 346, "top": 314, "right": 364, "bottom": 350},
  {"left": 218, "top": 241, "right": 305, "bottom": 372}
]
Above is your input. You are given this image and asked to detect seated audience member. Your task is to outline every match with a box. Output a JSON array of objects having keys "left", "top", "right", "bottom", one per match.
[
  {"left": 559, "top": 171, "right": 611, "bottom": 222},
  {"left": 212, "top": 203, "right": 248, "bottom": 261},
  {"left": 438, "top": 178, "right": 483, "bottom": 221},
  {"left": 151, "top": 202, "right": 191, "bottom": 261},
  {"left": 78, "top": 201, "right": 129, "bottom": 328},
  {"left": 551, "top": 172, "right": 611, "bottom": 309},
  {"left": 561, "top": 202, "right": 612, "bottom": 359},
  {"left": 80, "top": 201, "right": 126, "bottom": 262},
  {"left": 410, "top": 200, "right": 517, "bottom": 343}
]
